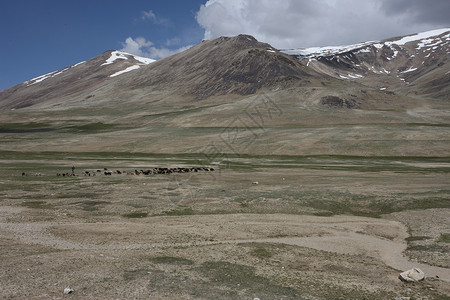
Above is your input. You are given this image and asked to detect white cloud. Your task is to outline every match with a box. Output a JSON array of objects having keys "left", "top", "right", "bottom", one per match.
[
  {"left": 165, "top": 37, "right": 181, "bottom": 46},
  {"left": 121, "top": 37, "right": 193, "bottom": 60},
  {"left": 142, "top": 10, "right": 157, "bottom": 22},
  {"left": 141, "top": 10, "right": 171, "bottom": 26},
  {"left": 121, "top": 37, "right": 153, "bottom": 57},
  {"left": 196, "top": 0, "right": 450, "bottom": 48}
]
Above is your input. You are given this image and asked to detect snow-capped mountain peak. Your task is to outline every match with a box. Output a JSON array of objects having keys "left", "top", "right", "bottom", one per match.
[
  {"left": 101, "top": 51, "right": 155, "bottom": 66},
  {"left": 102, "top": 51, "right": 156, "bottom": 78},
  {"left": 282, "top": 27, "right": 450, "bottom": 58},
  {"left": 24, "top": 51, "right": 156, "bottom": 87}
]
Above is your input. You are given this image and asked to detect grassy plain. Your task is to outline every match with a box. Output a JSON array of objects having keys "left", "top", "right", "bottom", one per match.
[{"left": 0, "top": 151, "right": 449, "bottom": 299}]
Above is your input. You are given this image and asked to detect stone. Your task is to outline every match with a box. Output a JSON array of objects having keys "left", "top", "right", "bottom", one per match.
[
  {"left": 63, "top": 286, "right": 74, "bottom": 294},
  {"left": 399, "top": 268, "right": 425, "bottom": 282}
]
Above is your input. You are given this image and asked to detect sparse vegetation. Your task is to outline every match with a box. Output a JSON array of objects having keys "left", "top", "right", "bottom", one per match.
[
  {"left": 164, "top": 207, "right": 195, "bottom": 216},
  {"left": 150, "top": 256, "right": 194, "bottom": 265},
  {"left": 438, "top": 233, "right": 450, "bottom": 243},
  {"left": 122, "top": 212, "right": 148, "bottom": 218},
  {"left": 250, "top": 247, "right": 272, "bottom": 258}
]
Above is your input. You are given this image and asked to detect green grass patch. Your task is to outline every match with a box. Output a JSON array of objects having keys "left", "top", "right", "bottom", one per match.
[
  {"left": 164, "top": 207, "right": 195, "bottom": 216},
  {"left": 74, "top": 200, "right": 109, "bottom": 211},
  {"left": 122, "top": 212, "right": 148, "bottom": 218},
  {"left": 0, "top": 122, "right": 54, "bottom": 133},
  {"left": 438, "top": 234, "right": 450, "bottom": 243},
  {"left": 250, "top": 247, "right": 273, "bottom": 259},
  {"left": 150, "top": 256, "right": 194, "bottom": 265},
  {"left": 21, "top": 201, "right": 53, "bottom": 209},
  {"left": 406, "top": 244, "right": 448, "bottom": 253},
  {"left": 65, "top": 122, "right": 116, "bottom": 132},
  {"left": 56, "top": 192, "right": 101, "bottom": 199},
  {"left": 405, "top": 236, "right": 431, "bottom": 242},
  {"left": 197, "top": 261, "right": 299, "bottom": 298}
]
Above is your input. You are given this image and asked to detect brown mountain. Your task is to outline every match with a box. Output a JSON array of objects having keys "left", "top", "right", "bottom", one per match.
[
  {"left": 0, "top": 35, "right": 322, "bottom": 110},
  {"left": 0, "top": 30, "right": 449, "bottom": 157},
  {"left": 118, "top": 34, "right": 320, "bottom": 100}
]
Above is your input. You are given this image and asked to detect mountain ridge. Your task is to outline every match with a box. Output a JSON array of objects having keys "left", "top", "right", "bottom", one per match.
[
  {"left": 282, "top": 28, "right": 450, "bottom": 99},
  {"left": 1, "top": 28, "right": 448, "bottom": 111},
  {"left": 0, "top": 29, "right": 448, "bottom": 156}
]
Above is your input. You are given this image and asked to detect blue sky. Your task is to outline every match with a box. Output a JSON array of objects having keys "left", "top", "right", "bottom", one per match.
[
  {"left": 1, "top": 0, "right": 449, "bottom": 91},
  {"left": 0, "top": 0, "right": 205, "bottom": 90}
]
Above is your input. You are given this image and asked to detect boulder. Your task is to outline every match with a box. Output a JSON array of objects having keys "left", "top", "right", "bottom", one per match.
[
  {"left": 399, "top": 268, "right": 425, "bottom": 282},
  {"left": 63, "top": 286, "right": 74, "bottom": 294}
]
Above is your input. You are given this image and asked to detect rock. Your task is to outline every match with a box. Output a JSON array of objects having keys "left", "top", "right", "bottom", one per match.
[
  {"left": 399, "top": 268, "right": 425, "bottom": 282},
  {"left": 63, "top": 286, "right": 74, "bottom": 294},
  {"left": 320, "top": 96, "right": 359, "bottom": 109}
]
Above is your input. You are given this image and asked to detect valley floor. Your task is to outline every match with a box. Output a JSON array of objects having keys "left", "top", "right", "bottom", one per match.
[{"left": 0, "top": 152, "right": 449, "bottom": 299}]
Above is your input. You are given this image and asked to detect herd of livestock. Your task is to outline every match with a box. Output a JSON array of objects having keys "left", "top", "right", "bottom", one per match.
[{"left": 55, "top": 167, "right": 215, "bottom": 177}]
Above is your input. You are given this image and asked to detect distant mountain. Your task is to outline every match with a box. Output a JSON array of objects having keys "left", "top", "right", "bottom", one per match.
[
  {"left": 282, "top": 28, "right": 450, "bottom": 99},
  {"left": 0, "top": 35, "right": 324, "bottom": 110},
  {"left": 0, "top": 51, "right": 155, "bottom": 110},
  {"left": 1, "top": 28, "right": 448, "bottom": 111},
  {"left": 114, "top": 35, "right": 321, "bottom": 100},
  {"left": 0, "top": 29, "right": 449, "bottom": 156}
]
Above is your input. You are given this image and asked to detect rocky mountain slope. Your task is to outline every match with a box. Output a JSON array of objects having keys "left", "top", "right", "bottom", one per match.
[
  {"left": 117, "top": 35, "right": 322, "bottom": 100},
  {"left": 0, "top": 51, "right": 155, "bottom": 110},
  {"left": 283, "top": 28, "right": 450, "bottom": 98},
  {"left": 0, "top": 35, "right": 322, "bottom": 110}
]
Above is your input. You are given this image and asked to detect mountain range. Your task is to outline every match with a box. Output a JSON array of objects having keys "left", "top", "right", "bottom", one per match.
[{"left": 0, "top": 28, "right": 449, "bottom": 157}]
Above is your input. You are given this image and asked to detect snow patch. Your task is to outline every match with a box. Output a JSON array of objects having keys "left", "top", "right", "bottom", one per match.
[
  {"left": 134, "top": 56, "right": 155, "bottom": 64},
  {"left": 390, "top": 28, "right": 449, "bottom": 46},
  {"left": 102, "top": 51, "right": 129, "bottom": 66},
  {"left": 281, "top": 41, "right": 374, "bottom": 57},
  {"left": 339, "top": 73, "right": 364, "bottom": 80},
  {"left": 102, "top": 50, "right": 156, "bottom": 78},
  {"left": 72, "top": 61, "right": 86, "bottom": 67},
  {"left": 102, "top": 51, "right": 155, "bottom": 66},
  {"left": 401, "top": 67, "right": 418, "bottom": 73},
  {"left": 26, "top": 61, "right": 85, "bottom": 86},
  {"left": 109, "top": 65, "right": 141, "bottom": 78}
]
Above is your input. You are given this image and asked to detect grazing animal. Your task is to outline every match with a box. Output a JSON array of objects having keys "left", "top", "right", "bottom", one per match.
[{"left": 104, "top": 171, "right": 112, "bottom": 176}]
